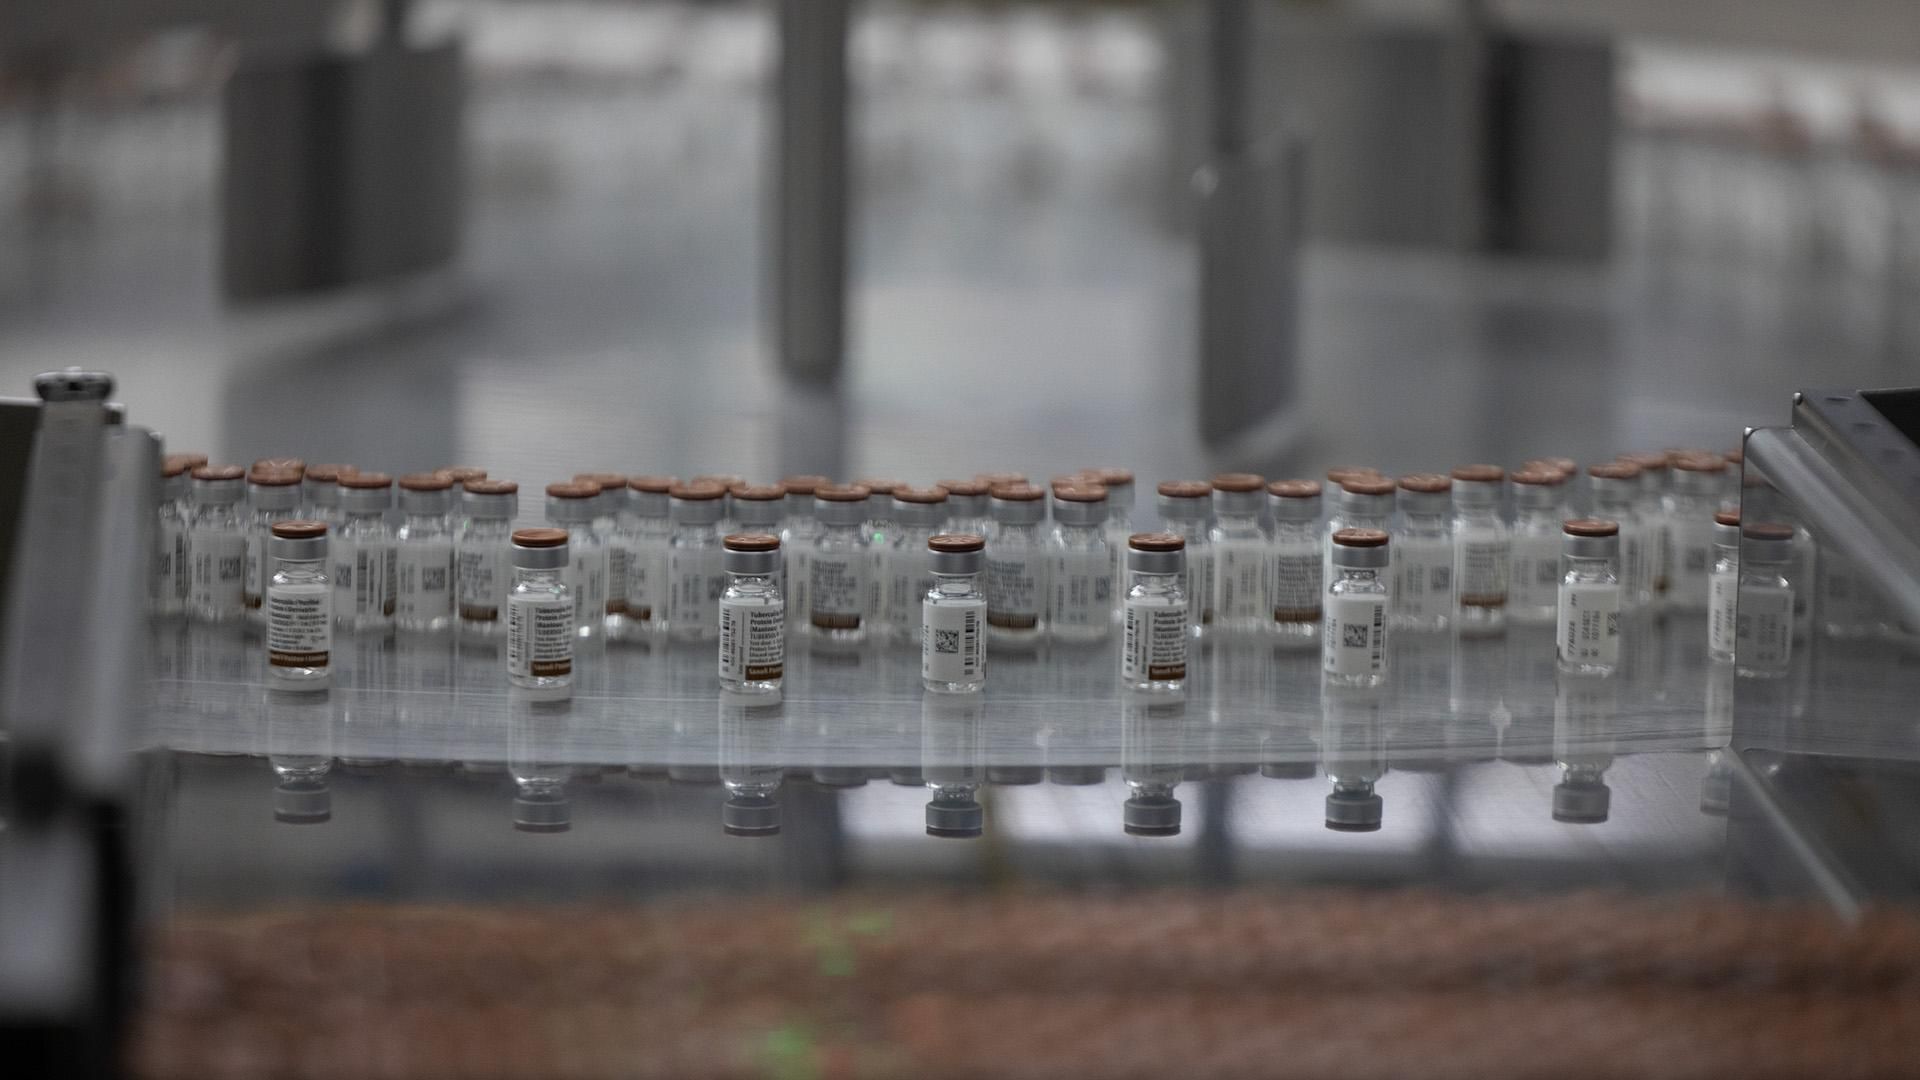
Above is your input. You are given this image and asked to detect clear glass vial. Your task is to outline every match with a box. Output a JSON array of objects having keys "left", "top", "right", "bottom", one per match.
[
  {"left": 455, "top": 479, "right": 518, "bottom": 637},
  {"left": 1617, "top": 451, "right": 1672, "bottom": 603},
  {"left": 1557, "top": 519, "right": 1622, "bottom": 676},
  {"left": 153, "top": 454, "right": 197, "bottom": 617},
  {"left": 244, "top": 466, "right": 304, "bottom": 624},
  {"left": 1120, "top": 693, "right": 1188, "bottom": 837},
  {"left": 1047, "top": 483, "right": 1113, "bottom": 644},
  {"left": 1664, "top": 452, "right": 1730, "bottom": 611},
  {"left": 187, "top": 464, "right": 248, "bottom": 623},
  {"left": 1393, "top": 473, "right": 1455, "bottom": 632},
  {"left": 1450, "top": 464, "right": 1510, "bottom": 632},
  {"left": 1084, "top": 467, "right": 1136, "bottom": 622},
  {"left": 1587, "top": 462, "right": 1648, "bottom": 610},
  {"left": 1324, "top": 475, "right": 1395, "bottom": 615},
  {"left": 1122, "top": 533, "right": 1188, "bottom": 694},
  {"left": 923, "top": 533, "right": 989, "bottom": 693},
  {"left": 937, "top": 478, "right": 993, "bottom": 540},
  {"left": 576, "top": 473, "right": 631, "bottom": 635},
  {"left": 725, "top": 481, "right": 788, "bottom": 623},
  {"left": 718, "top": 533, "right": 785, "bottom": 696},
  {"left": 809, "top": 483, "right": 873, "bottom": 642},
  {"left": 1734, "top": 522, "right": 1797, "bottom": 679},
  {"left": 886, "top": 486, "right": 950, "bottom": 642},
  {"left": 622, "top": 475, "right": 675, "bottom": 634},
  {"left": 545, "top": 480, "right": 607, "bottom": 640},
  {"left": 719, "top": 693, "right": 785, "bottom": 836},
  {"left": 1267, "top": 479, "right": 1323, "bottom": 643},
  {"left": 1707, "top": 509, "right": 1741, "bottom": 665},
  {"left": 1156, "top": 480, "right": 1214, "bottom": 638},
  {"left": 984, "top": 482, "right": 1048, "bottom": 645},
  {"left": 1208, "top": 472, "right": 1271, "bottom": 636},
  {"left": 333, "top": 471, "right": 395, "bottom": 632},
  {"left": 394, "top": 473, "right": 457, "bottom": 633},
  {"left": 1508, "top": 467, "right": 1569, "bottom": 624},
  {"left": 667, "top": 480, "right": 729, "bottom": 642},
  {"left": 506, "top": 527, "right": 574, "bottom": 690},
  {"left": 266, "top": 520, "right": 332, "bottom": 685},
  {"left": 302, "top": 462, "right": 355, "bottom": 529},
  {"left": 778, "top": 475, "right": 828, "bottom": 631},
  {"left": 1323, "top": 527, "right": 1390, "bottom": 688}
]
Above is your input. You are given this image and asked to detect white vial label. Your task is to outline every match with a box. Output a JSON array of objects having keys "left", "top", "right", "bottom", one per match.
[
  {"left": 809, "top": 552, "right": 867, "bottom": 629},
  {"left": 1651, "top": 513, "right": 1674, "bottom": 592},
  {"left": 606, "top": 544, "right": 629, "bottom": 614},
  {"left": 244, "top": 533, "right": 266, "bottom": 609},
  {"left": 628, "top": 543, "right": 668, "bottom": 623},
  {"left": 332, "top": 540, "right": 392, "bottom": 620},
  {"left": 1049, "top": 550, "right": 1111, "bottom": 629},
  {"left": 157, "top": 520, "right": 187, "bottom": 602},
  {"left": 565, "top": 540, "right": 606, "bottom": 627},
  {"left": 457, "top": 545, "right": 503, "bottom": 623},
  {"left": 786, "top": 547, "right": 811, "bottom": 624},
  {"left": 1215, "top": 540, "right": 1267, "bottom": 622},
  {"left": 1270, "top": 542, "right": 1321, "bottom": 622},
  {"left": 189, "top": 530, "right": 246, "bottom": 611},
  {"left": 719, "top": 598, "right": 785, "bottom": 682},
  {"left": 1123, "top": 600, "right": 1189, "bottom": 682},
  {"left": 669, "top": 547, "right": 725, "bottom": 630},
  {"left": 1509, "top": 534, "right": 1561, "bottom": 610},
  {"left": 1669, "top": 519, "right": 1715, "bottom": 603},
  {"left": 395, "top": 542, "right": 453, "bottom": 622},
  {"left": 1736, "top": 586, "right": 1793, "bottom": 670},
  {"left": 1323, "top": 595, "right": 1386, "bottom": 676},
  {"left": 507, "top": 595, "right": 573, "bottom": 678},
  {"left": 1394, "top": 538, "right": 1454, "bottom": 620},
  {"left": 1186, "top": 546, "right": 1215, "bottom": 625},
  {"left": 923, "top": 600, "right": 985, "bottom": 683},
  {"left": 267, "top": 580, "right": 331, "bottom": 669},
  {"left": 1558, "top": 582, "right": 1620, "bottom": 666},
  {"left": 887, "top": 552, "right": 934, "bottom": 629},
  {"left": 1707, "top": 568, "right": 1738, "bottom": 657},
  {"left": 986, "top": 552, "right": 1042, "bottom": 630},
  {"left": 1619, "top": 524, "right": 1646, "bottom": 598},
  {"left": 1456, "top": 533, "right": 1509, "bottom": 607}
]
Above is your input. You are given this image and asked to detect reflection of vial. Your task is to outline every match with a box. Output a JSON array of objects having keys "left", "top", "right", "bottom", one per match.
[
  {"left": 1121, "top": 692, "right": 1187, "bottom": 836},
  {"left": 719, "top": 693, "right": 784, "bottom": 835},
  {"left": 623, "top": 475, "right": 675, "bottom": 634},
  {"left": 1324, "top": 528, "right": 1389, "bottom": 687},
  {"left": 1617, "top": 451, "right": 1671, "bottom": 603},
  {"left": 545, "top": 481, "right": 606, "bottom": 639},
  {"left": 1268, "top": 480, "right": 1323, "bottom": 643},
  {"left": 985, "top": 483, "right": 1048, "bottom": 645},
  {"left": 1084, "top": 467, "right": 1136, "bottom": 621},
  {"left": 302, "top": 462, "right": 355, "bottom": 529},
  {"left": 1508, "top": 467, "right": 1568, "bottom": 623},
  {"left": 266, "top": 687, "right": 333, "bottom": 823},
  {"left": 1208, "top": 473, "right": 1270, "bottom": 635},
  {"left": 506, "top": 528, "right": 573, "bottom": 690},
  {"left": 937, "top": 477, "right": 992, "bottom": 538},
  {"left": 575, "top": 473, "right": 630, "bottom": 634},
  {"left": 1587, "top": 462, "right": 1648, "bottom": 609},
  {"left": 333, "top": 472, "right": 395, "bottom": 632},
  {"left": 923, "top": 533, "right": 988, "bottom": 693},
  {"left": 266, "top": 520, "right": 332, "bottom": 685},
  {"left": 1707, "top": 509, "right": 1740, "bottom": 664},
  {"left": 855, "top": 477, "right": 901, "bottom": 623},
  {"left": 1047, "top": 484, "right": 1113, "bottom": 643},
  {"left": 724, "top": 481, "right": 785, "bottom": 538},
  {"left": 778, "top": 475, "right": 827, "bottom": 630},
  {"left": 1735, "top": 523, "right": 1796, "bottom": 679},
  {"left": 923, "top": 693, "right": 986, "bottom": 837},
  {"left": 1322, "top": 680, "right": 1386, "bottom": 832},
  {"left": 1122, "top": 533, "right": 1188, "bottom": 693},
  {"left": 455, "top": 479, "right": 518, "bottom": 636},
  {"left": 1157, "top": 481, "right": 1213, "bottom": 637},
  {"left": 188, "top": 465, "right": 249, "bottom": 623},
  {"left": 244, "top": 467, "right": 304, "bottom": 624},
  {"left": 394, "top": 473, "right": 457, "bottom": 633},
  {"left": 1663, "top": 452, "right": 1727, "bottom": 610},
  {"left": 1553, "top": 672, "right": 1617, "bottom": 824},
  {"left": 667, "top": 481, "right": 729, "bottom": 642},
  {"left": 153, "top": 454, "right": 195, "bottom": 617},
  {"left": 810, "top": 484, "right": 873, "bottom": 641},
  {"left": 1450, "top": 465, "right": 1509, "bottom": 631},
  {"left": 1557, "top": 519, "right": 1621, "bottom": 675},
  {"left": 886, "top": 486, "right": 949, "bottom": 641},
  {"left": 1393, "top": 473, "right": 1454, "bottom": 632},
  {"left": 718, "top": 533, "right": 785, "bottom": 696}
]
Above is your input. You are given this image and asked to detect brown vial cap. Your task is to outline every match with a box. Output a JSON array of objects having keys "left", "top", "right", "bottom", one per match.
[
  {"left": 815, "top": 483, "right": 872, "bottom": 502},
  {"left": 936, "top": 478, "right": 989, "bottom": 497},
  {"left": 161, "top": 453, "right": 201, "bottom": 477},
  {"left": 1268, "top": 479, "right": 1322, "bottom": 499},
  {"left": 339, "top": 471, "right": 393, "bottom": 489},
  {"left": 989, "top": 482, "right": 1045, "bottom": 502},
  {"left": 400, "top": 472, "right": 454, "bottom": 492},
  {"left": 512, "top": 527, "right": 568, "bottom": 549},
  {"left": 464, "top": 479, "right": 519, "bottom": 496},
  {"left": 1724, "top": 446, "right": 1745, "bottom": 465},
  {"left": 854, "top": 478, "right": 902, "bottom": 496},
  {"left": 1332, "top": 527, "right": 1389, "bottom": 548},
  {"left": 248, "top": 467, "right": 302, "bottom": 487},
  {"left": 575, "top": 473, "right": 627, "bottom": 489},
  {"left": 1743, "top": 522, "right": 1795, "bottom": 541},
  {"left": 1128, "top": 532, "right": 1186, "bottom": 552},
  {"left": 730, "top": 483, "right": 787, "bottom": 501},
  {"left": 1617, "top": 451, "right": 1669, "bottom": 472},
  {"left": 1671, "top": 452, "right": 1727, "bottom": 474},
  {"left": 895, "top": 485, "right": 949, "bottom": 504},
  {"left": 305, "top": 463, "right": 356, "bottom": 482},
  {"left": 1211, "top": 472, "right": 1266, "bottom": 493},
  {"left": 975, "top": 471, "right": 1028, "bottom": 487},
  {"left": 1053, "top": 484, "right": 1109, "bottom": 503},
  {"left": 175, "top": 452, "right": 211, "bottom": 470},
  {"left": 1341, "top": 476, "right": 1397, "bottom": 497},
  {"left": 724, "top": 533, "right": 781, "bottom": 552},
  {"left": 1083, "top": 468, "right": 1134, "bottom": 487},
  {"left": 271, "top": 520, "right": 328, "bottom": 540},
  {"left": 1664, "top": 447, "right": 1716, "bottom": 463},
  {"left": 668, "top": 481, "right": 727, "bottom": 501},
  {"left": 252, "top": 457, "right": 306, "bottom": 476},
  {"left": 1512, "top": 467, "right": 1566, "bottom": 487},
  {"left": 628, "top": 475, "right": 675, "bottom": 494},
  {"left": 1587, "top": 462, "right": 1640, "bottom": 481},
  {"left": 929, "top": 533, "right": 986, "bottom": 553},
  {"left": 191, "top": 465, "right": 245, "bottom": 482},
  {"left": 1326, "top": 466, "right": 1385, "bottom": 484},
  {"left": 436, "top": 466, "right": 487, "bottom": 483},
  {"left": 546, "top": 481, "right": 600, "bottom": 499},
  {"left": 1713, "top": 509, "right": 1741, "bottom": 527},
  {"left": 1523, "top": 457, "right": 1577, "bottom": 476},
  {"left": 1451, "top": 464, "right": 1505, "bottom": 484},
  {"left": 1398, "top": 473, "right": 1452, "bottom": 494},
  {"left": 780, "top": 474, "right": 830, "bottom": 495},
  {"left": 691, "top": 473, "right": 745, "bottom": 487},
  {"left": 1563, "top": 518, "right": 1619, "bottom": 537},
  {"left": 1158, "top": 480, "right": 1212, "bottom": 498}
]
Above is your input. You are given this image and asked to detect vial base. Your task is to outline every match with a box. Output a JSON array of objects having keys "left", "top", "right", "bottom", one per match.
[
  {"left": 1124, "top": 676, "right": 1186, "bottom": 695},
  {"left": 1455, "top": 604, "right": 1505, "bottom": 634},
  {"left": 923, "top": 676, "right": 985, "bottom": 694},
  {"left": 807, "top": 622, "right": 866, "bottom": 645},
  {"left": 269, "top": 665, "right": 330, "bottom": 687},
  {"left": 460, "top": 618, "right": 503, "bottom": 638},
  {"left": 1556, "top": 657, "right": 1617, "bottom": 677},
  {"left": 192, "top": 602, "right": 245, "bottom": 624},
  {"left": 397, "top": 614, "right": 455, "bottom": 634},
  {"left": 1271, "top": 619, "right": 1317, "bottom": 645},
  {"left": 1734, "top": 662, "right": 1791, "bottom": 680},
  {"left": 1709, "top": 644, "right": 1736, "bottom": 665},
  {"left": 1507, "top": 603, "right": 1556, "bottom": 626},
  {"left": 987, "top": 624, "right": 1044, "bottom": 649},
  {"left": 1212, "top": 615, "right": 1268, "bottom": 637},
  {"left": 1391, "top": 614, "right": 1450, "bottom": 634},
  {"left": 508, "top": 672, "right": 573, "bottom": 695},
  {"left": 720, "top": 676, "right": 782, "bottom": 697},
  {"left": 1051, "top": 622, "right": 1110, "bottom": 645},
  {"left": 338, "top": 614, "right": 393, "bottom": 634},
  {"left": 1323, "top": 670, "right": 1386, "bottom": 689}
]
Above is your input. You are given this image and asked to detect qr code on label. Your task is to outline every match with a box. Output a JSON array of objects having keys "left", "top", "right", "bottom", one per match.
[
  {"left": 934, "top": 629, "right": 960, "bottom": 654},
  {"left": 1343, "top": 624, "right": 1370, "bottom": 648}
]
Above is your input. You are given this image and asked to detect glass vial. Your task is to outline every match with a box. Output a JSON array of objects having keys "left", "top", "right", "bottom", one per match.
[
  {"left": 266, "top": 520, "right": 332, "bottom": 685},
  {"left": 1664, "top": 452, "right": 1729, "bottom": 611},
  {"left": 394, "top": 473, "right": 457, "bottom": 633},
  {"left": 778, "top": 475, "right": 828, "bottom": 631},
  {"left": 1047, "top": 483, "right": 1113, "bottom": 643},
  {"left": 244, "top": 466, "right": 304, "bottom": 625},
  {"left": 506, "top": 528, "right": 573, "bottom": 690},
  {"left": 153, "top": 454, "right": 196, "bottom": 617},
  {"left": 985, "top": 483, "right": 1048, "bottom": 645},
  {"left": 575, "top": 473, "right": 630, "bottom": 635},
  {"left": 1208, "top": 472, "right": 1270, "bottom": 636},
  {"left": 302, "top": 462, "right": 355, "bottom": 529},
  {"left": 1268, "top": 479, "right": 1323, "bottom": 643},
  {"left": 718, "top": 533, "right": 785, "bottom": 695},
  {"left": 545, "top": 481, "right": 606, "bottom": 639},
  {"left": 1508, "top": 467, "right": 1569, "bottom": 623},
  {"left": 1122, "top": 533, "right": 1188, "bottom": 693},
  {"left": 1617, "top": 451, "right": 1672, "bottom": 603},
  {"left": 1734, "top": 522, "right": 1796, "bottom": 679},
  {"left": 937, "top": 478, "right": 993, "bottom": 539},
  {"left": 623, "top": 475, "right": 675, "bottom": 634},
  {"left": 1587, "top": 462, "right": 1648, "bottom": 610},
  {"left": 1557, "top": 519, "right": 1622, "bottom": 675},
  {"left": 923, "top": 533, "right": 988, "bottom": 693},
  {"left": 1084, "top": 467, "right": 1136, "bottom": 623},
  {"left": 455, "top": 479, "right": 518, "bottom": 636},
  {"left": 667, "top": 480, "right": 729, "bottom": 642},
  {"left": 886, "top": 486, "right": 950, "bottom": 642},
  {"left": 1157, "top": 480, "right": 1214, "bottom": 638},
  {"left": 333, "top": 471, "right": 395, "bottom": 632},
  {"left": 1450, "top": 464, "right": 1509, "bottom": 632},
  {"left": 1393, "top": 473, "right": 1455, "bottom": 632},
  {"left": 1707, "top": 509, "right": 1741, "bottom": 664},
  {"left": 187, "top": 465, "right": 248, "bottom": 623},
  {"left": 1324, "top": 475, "right": 1395, "bottom": 619},
  {"left": 855, "top": 477, "right": 901, "bottom": 626},
  {"left": 807, "top": 483, "right": 872, "bottom": 641},
  {"left": 1324, "top": 528, "right": 1389, "bottom": 688}
]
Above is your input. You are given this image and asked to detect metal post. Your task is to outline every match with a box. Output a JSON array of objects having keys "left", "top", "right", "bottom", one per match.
[{"left": 773, "top": 0, "right": 850, "bottom": 384}]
